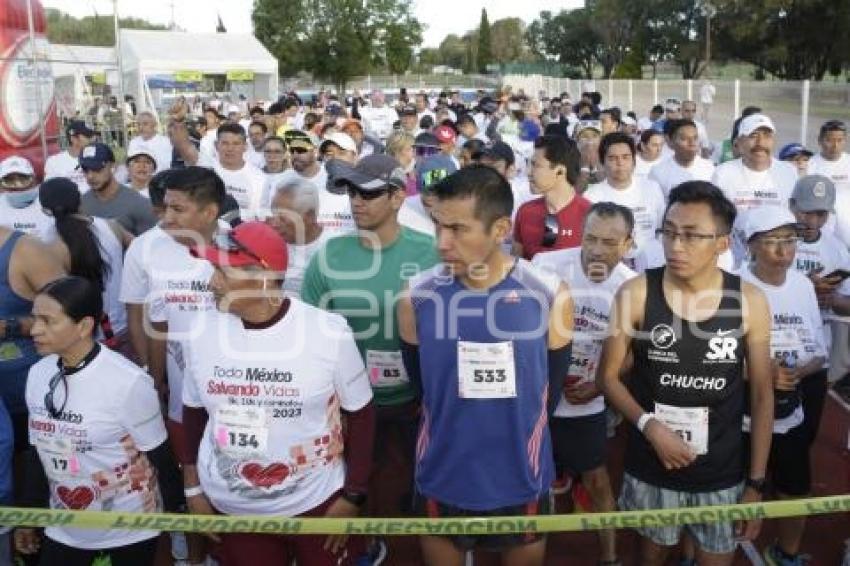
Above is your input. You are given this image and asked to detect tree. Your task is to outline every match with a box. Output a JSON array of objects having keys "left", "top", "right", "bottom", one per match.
[
  {"left": 476, "top": 9, "right": 492, "bottom": 73},
  {"left": 437, "top": 34, "right": 467, "bottom": 69},
  {"left": 490, "top": 18, "right": 528, "bottom": 65},
  {"left": 714, "top": 0, "right": 850, "bottom": 80},
  {"left": 527, "top": 9, "right": 600, "bottom": 79},
  {"left": 588, "top": 0, "right": 639, "bottom": 78},
  {"left": 45, "top": 8, "right": 167, "bottom": 46},
  {"left": 252, "top": 0, "right": 422, "bottom": 87}
]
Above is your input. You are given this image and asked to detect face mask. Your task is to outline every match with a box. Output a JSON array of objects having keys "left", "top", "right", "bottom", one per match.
[{"left": 5, "top": 187, "right": 39, "bottom": 208}]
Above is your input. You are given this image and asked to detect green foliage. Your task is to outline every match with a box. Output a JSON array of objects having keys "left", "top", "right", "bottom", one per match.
[
  {"left": 45, "top": 8, "right": 167, "bottom": 46},
  {"left": 252, "top": 0, "right": 422, "bottom": 88},
  {"left": 476, "top": 9, "right": 492, "bottom": 73},
  {"left": 714, "top": 0, "right": 850, "bottom": 80}
]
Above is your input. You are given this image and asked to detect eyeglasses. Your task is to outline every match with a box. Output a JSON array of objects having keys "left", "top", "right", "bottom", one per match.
[
  {"left": 44, "top": 369, "right": 68, "bottom": 419},
  {"left": 656, "top": 228, "right": 722, "bottom": 246},
  {"left": 263, "top": 148, "right": 286, "bottom": 154},
  {"left": 213, "top": 231, "right": 270, "bottom": 269},
  {"left": 757, "top": 236, "right": 800, "bottom": 249},
  {"left": 541, "top": 214, "right": 559, "bottom": 247},
  {"left": 415, "top": 146, "right": 440, "bottom": 158},
  {"left": 346, "top": 184, "right": 391, "bottom": 200}
]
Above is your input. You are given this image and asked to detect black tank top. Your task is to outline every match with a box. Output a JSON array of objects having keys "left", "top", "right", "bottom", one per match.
[{"left": 625, "top": 267, "right": 746, "bottom": 492}]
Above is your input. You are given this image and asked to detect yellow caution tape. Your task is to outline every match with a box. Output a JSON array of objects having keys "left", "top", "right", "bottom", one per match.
[{"left": 1, "top": 495, "right": 847, "bottom": 535}]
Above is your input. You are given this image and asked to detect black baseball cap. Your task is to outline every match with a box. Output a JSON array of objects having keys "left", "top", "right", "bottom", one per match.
[
  {"left": 66, "top": 120, "right": 96, "bottom": 137},
  {"left": 478, "top": 141, "right": 515, "bottom": 167}
]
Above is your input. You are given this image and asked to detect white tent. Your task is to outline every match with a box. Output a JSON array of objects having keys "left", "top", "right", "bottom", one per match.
[
  {"left": 119, "top": 29, "right": 279, "bottom": 110},
  {"left": 49, "top": 44, "right": 117, "bottom": 117}
]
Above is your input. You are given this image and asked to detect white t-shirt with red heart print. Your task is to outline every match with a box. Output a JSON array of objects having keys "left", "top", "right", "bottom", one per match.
[
  {"left": 182, "top": 298, "right": 373, "bottom": 516},
  {"left": 26, "top": 346, "right": 167, "bottom": 549}
]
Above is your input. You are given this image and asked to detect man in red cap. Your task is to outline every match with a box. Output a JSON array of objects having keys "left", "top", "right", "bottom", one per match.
[
  {"left": 433, "top": 124, "right": 459, "bottom": 169},
  {"left": 182, "top": 220, "right": 376, "bottom": 566}
]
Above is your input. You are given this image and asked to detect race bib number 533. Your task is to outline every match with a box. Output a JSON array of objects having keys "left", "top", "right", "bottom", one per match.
[{"left": 457, "top": 341, "right": 517, "bottom": 399}]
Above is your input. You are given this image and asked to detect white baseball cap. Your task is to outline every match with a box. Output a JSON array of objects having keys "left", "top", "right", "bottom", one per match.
[
  {"left": 319, "top": 132, "right": 357, "bottom": 154},
  {"left": 126, "top": 147, "right": 157, "bottom": 166},
  {"left": 742, "top": 206, "right": 799, "bottom": 241},
  {"left": 226, "top": 104, "right": 241, "bottom": 115},
  {"left": 738, "top": 114, "right": 776, "bottom": 138},
  {"left": 0, "top": 156, "right": 35, "bottom": 178}
]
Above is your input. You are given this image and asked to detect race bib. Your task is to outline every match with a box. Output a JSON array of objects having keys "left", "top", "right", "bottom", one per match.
[
  {"left": 654, "top": 402, "right": 709, "bottom": 456},
  {"left": 457, "top": 341, "right": 517, "bottom": 399},
  {"left": 366, "top": 350, "right": 409, "bottom": 388},
  {"left": 37, "top": 436, "right": 81, "bottom": 480},
  {"left": 770, "top": 328, "right": 802, "bottom": 366},
  {"left": 565, "top": 340, "right": 600, "bottom": 385},
  {"left": 214, "top": 406, "right": 269, "bottom": 456}
]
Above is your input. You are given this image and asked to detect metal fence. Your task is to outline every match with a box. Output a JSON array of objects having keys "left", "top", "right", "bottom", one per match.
[{"left": 502, "top": 75, "right": 850, "bottom": 149}]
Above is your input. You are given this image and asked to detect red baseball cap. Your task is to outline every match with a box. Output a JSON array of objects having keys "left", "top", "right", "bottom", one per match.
[
  {"left": 191, "top": 222, "right": 288, "bottom": 272},
  {"left": 434, "top": 124, "right": 457, "bottom": 144}
]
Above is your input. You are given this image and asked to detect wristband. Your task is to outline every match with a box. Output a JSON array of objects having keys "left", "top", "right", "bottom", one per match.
[
  {"left": 745, "top": 477, "right": 767, "bottom": 495},
  {"left": 636, "top": 412, "right": 655, "bottom": 434},
  {"left": 183, "top": 485, "right": 204, "bottom": 498}
]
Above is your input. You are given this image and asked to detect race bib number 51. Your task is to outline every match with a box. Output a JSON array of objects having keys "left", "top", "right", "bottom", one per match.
[
  {"left": 457, "top": 341, "right": 517, "bottom": 399},
  {"left": 654, "top": 402, "right": 709, "bottom": 456}
]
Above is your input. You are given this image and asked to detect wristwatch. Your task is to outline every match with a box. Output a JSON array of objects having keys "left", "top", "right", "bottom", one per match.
[
  {"left": 745, "top": 477, "right": 767, "bottom": 495},
  {"left": 341, "top": 490, "right": 367, "bottom": 507}
]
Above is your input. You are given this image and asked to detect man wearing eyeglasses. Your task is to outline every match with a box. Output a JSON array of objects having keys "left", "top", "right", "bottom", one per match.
[
  {"left": 532, "top": 202, "right": 635, "bottom": 566},
  {"left": 301, "top": 155, "right": 440, "bottom": 562},
  {"left": 598, "top": 181, "right": 774, "bottom": 566},
  {"left": 78, "top": 143, "right": 157, "bottom": 236},
  {"left": 712, "top": 114, "right": 797, "bottom": 266},
  {"left": 0, "top": 156, "right": 54, "bottom": 243}
]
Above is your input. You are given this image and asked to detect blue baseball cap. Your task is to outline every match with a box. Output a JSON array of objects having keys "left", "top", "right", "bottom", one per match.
[
  {"left": 416, "top": 154, "right": 457, "bottom": 193},
  {"left": 778, "top": 142, "right": 813, "bottom": 161},
  {"left": 77, "top": 143, "right": 115, "bottom": 170}
]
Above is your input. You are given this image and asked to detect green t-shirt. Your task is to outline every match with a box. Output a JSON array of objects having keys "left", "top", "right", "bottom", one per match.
[{"left": 301, "top": 227, "right": 440, "bottom": 406}]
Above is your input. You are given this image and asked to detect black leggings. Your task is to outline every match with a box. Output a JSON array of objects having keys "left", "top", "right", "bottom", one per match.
[
  {"left": 800, "top": 369, "right": 828, "bottom": 446},
  {"left": 38, "top": 536, "right": 157, "bottom": 566}
]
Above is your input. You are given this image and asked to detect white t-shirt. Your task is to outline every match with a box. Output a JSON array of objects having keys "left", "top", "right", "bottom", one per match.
[
  {"left": 197, "top": 155, "right": 266, "bottom": 219},
  {"left": 794, "top": 232, "right": 850, "bottom": 326},
  {"left": 633, "top": 238, "right": 734, "bottom": 273},
  {"left": 739, "top": 266, "right": 826, "bottom": 433},
  {"left": 44, "top": 151, "right": 89, "bottom": 193},
  {"left": 128, "top": 134, "right": 173, "bottom": 173},
  {"left": 398, "top": 194, "right": 435, "bottom": 237},
  {"left": 90, "top": 218, "right": 127, "bottom": 336},
  {"left": 182, "top": 299, "right": 372, "bottom": 516},
  {"left": 584, "top": 177, "right": 666, "bottom": 255},
  {"left": 650, "top": 155, "right": 715, "bottom": 198},
  {"left": 634, "top": 155, "right": 661, "bottom": 180},
  {"left": 359, "top": 106, "right": 399, "bottom": 141},
  {"left": 261, "top": 170, "right": 291, "bottom": 214},
  {"left": 713, "top": 158, "right": 797, "bottom": 212},
  {"left": 26, "top": 347, "right": 166, "bottom": 549},
  {"left": 119, "top": 226, "right": 216, "bottom": 422},
  {"left": 245, "top": 146, "right": 265, "bottom": 170},
  {"left": 700, "top": 84, "right": 716, "bottom": 105},
  {"left": 713, "top": 158, "right": 797, "bottom": 265},
  {"left": 0, "top": 196, "right": 55, "bottom": 242},
  {"left": 511, "top": 176, "right": 536, "bottom": 219},
  {"left": 532, "top": 247, "right": 636, "bottom": 417},
  {"left": 284, "top": 231, "right": 333, "bottom": 296}
]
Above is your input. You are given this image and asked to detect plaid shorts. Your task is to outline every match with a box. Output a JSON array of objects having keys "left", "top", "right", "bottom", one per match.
[{"left": 618, "top": 473, "right": 744, "bottom": 555}]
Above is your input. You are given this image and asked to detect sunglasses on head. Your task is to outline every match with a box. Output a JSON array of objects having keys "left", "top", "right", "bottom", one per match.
[
  {"left": 213, "top": 231, "right": 270, "bottom": 269},
  {"left": 44, "top": 368, "right": 68, "bottom": 419},
  {"left": 541, "top": 214, "right": 559, "bottom": 247},
  {"left": 415, "top": 146, "right": 440, "bottom": 157}
]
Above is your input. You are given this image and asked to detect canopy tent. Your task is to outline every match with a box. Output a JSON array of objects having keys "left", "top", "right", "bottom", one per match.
[
  {"left": 119, "top": 29, "right": 278, "bottom": 111},
  {"left": 49, "top": 44, "right": 117, "bottom": 117}
]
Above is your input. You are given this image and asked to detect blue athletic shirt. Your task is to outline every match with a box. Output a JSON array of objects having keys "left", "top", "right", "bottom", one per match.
[{"left": 410, "top": 259, "right": 559, "bottom": 510}]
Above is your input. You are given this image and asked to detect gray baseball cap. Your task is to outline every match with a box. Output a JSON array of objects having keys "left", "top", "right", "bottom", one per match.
[{"left": 791, "top": 174, "right": 835, "bottom": 212}]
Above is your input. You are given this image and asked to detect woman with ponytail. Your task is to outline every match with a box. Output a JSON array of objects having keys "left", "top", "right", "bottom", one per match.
[{"left": 39, "top": 178, "right": 135, "bottom": 359}]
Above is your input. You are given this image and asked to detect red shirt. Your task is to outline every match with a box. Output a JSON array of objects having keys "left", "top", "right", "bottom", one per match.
[{"left": 513, "top": 195, "right": 591, "bottom": 260}]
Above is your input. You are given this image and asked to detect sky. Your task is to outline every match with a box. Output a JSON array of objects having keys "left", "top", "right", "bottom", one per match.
[{"left": 40, "top": 0, "right": 582, "bottom": 47}]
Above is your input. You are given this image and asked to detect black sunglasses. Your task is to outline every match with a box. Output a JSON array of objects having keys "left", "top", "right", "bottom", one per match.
[
  {"left": 541, "top": 214, "right": 559, "bottom": 247},
  {"left": 346, "top": 184, "right": 392, "bottom": 200},
  {"left": 213, "top": 231, "right": 270, "bottom": 269},
  {"left": 44, "top": 369, "right": 68, "bottom": 419}
]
